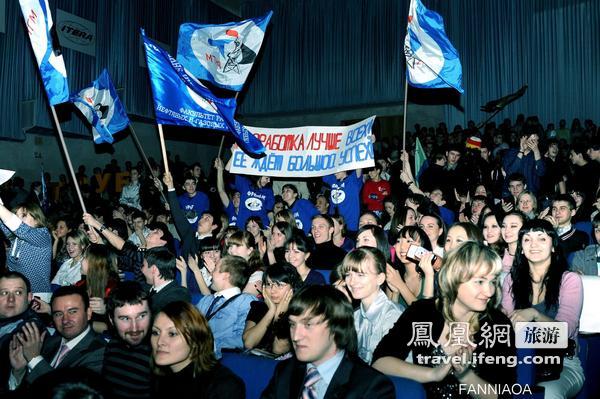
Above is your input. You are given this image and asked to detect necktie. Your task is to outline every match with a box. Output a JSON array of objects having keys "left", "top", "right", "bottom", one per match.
[
  {"left": 301, "top": 366, "right": 321, "bottom": 399},
  {"left": 52, "top": 343, "right": 70, "bottom": 367},
  {"left": 205, "top": 295, "right": 223, "bottom": 318}
]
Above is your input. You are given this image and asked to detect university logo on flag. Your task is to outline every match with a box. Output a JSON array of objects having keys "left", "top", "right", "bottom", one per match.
[
  {"left": 177, "top": 10, "right": 273, "bottom": 91},
  {"left": 404, "top": 0, "right": 463, "bottom": 93},
  {"left": 19, "top": 0, "right": 69, "bottom": 105},
  {"left": 142, "top": 29, "right": 265, "bottom": 156},
  {"left": 70, "top": 69, "right": 130, "bottom": 144}
]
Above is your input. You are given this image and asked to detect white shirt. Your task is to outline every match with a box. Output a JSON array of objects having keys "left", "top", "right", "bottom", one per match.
[
  {"left": 215, "top": 286, "right": 242, "bottom": 300},
  {"left": 51, "top": 258, "right": 83, "bottom": 286}
]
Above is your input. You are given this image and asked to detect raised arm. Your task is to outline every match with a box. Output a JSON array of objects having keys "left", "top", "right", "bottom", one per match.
[
  {"left": 83, "top": 213, "right": 125, "bottom": 251},
  {"left": 214, "top": 158, "right": 230, "bottom": 208}
]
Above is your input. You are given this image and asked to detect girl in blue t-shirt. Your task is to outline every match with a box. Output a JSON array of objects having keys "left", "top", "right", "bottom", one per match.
[{"left": 323, "top": 169, "right": 363, "bottom": 234}]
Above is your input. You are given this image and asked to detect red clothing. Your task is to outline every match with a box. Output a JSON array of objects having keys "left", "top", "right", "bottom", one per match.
[{"left": 362, "top": 179, "right": 391, "bottom": 211}]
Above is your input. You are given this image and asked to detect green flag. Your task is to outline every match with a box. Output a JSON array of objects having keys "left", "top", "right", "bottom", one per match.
[{"left": 414, "top": 137, "right": 426, "bottom": 187}]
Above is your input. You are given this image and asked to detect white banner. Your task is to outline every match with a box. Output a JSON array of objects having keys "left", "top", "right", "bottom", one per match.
[
  {"left": 56, "top": 9, "right": 96, "bottom": 56},
  {"left": 230, "top": 116, "right": 376, "bottom": 177}
]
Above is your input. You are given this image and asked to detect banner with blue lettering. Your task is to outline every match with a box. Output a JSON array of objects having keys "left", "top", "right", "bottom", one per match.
[{"left": 229, "top": 117, "right": 376, "bottom": 177}]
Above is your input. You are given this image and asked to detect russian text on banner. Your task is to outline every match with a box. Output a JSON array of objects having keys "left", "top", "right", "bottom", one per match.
[
  {"left": 229, "top": 117, "right": 376, "bottom": 178},
  {"left": 70, "top": 69, "right": 130, "bottom": 144},
  {"left": 177, "top": 10, "right": 273, "bottom": 91},
  {"left": 141, "top": 29, "right": 265, "bottom": 157},
  {"left": 404, "top": 0, "right": 463, "bottom": 93},
  {"left": 19, "top": 0, "right": 69, "bottom": 105}
]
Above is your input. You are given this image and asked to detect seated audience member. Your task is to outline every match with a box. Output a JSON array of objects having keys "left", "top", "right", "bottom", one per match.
[
  {"left": 120, "top": 167, "right": 142, "bottom": 211},
  {"left": 362, "top": 163, "right": 391, "bottom": 216},
  {"left": 502, "top": 219, "right": 584, "bottom": 397},
  {"left": 332, "top": 214, "right": 355, "bottom": 252},
  {"left": 502, "top": 128, "right": 545, "bottom": 195},
  {"left": 571, "top": 213, "right": 600, "bottom": 275},
  {"left": 226, "top": 230, "right": 265, "bottom": 297},
  {"left": 243, "top": 263, "right": 303, "bottom": 355},
  {"left": 358, "top": 211, "right": 381, "bottom": 229},
  {"left": 315, "top": 193, "right": 330, "bottom": 215},
  {"left": 342, "top": 247, "right": 402, "bottom": 364},
  {"left": 176, "top": 237, "right": 221, "bottom": 296},
  {"left": 51, "top": 230, "right": 89, "bottom": 288},
  {"left": 263, "top": 221, "right": 293, "bottom": 266},
  {"left": 308, "top": 214, "right": 347, "bottom": 270},
  {"left": 142, "top": 247, "right": 191, "bottom": 314},
  {"left": 83, "top": 213, "right": 173, "bottom": 284},
  {"left": 0, "top": 272, "right": 44, "bottom": 394},
  {"left": 502, "top": 173, "right": 527, "bottom": 211},
  {"left": 261, "top": 284, "right": 395, "bottom": 398},
  {"left": 373, "top": 242, "right": 516, "bottom": 398},
  {"left": 388, "top": 206, "right": 418, "bottom": 244},
  {"left": 51, "top": 217, "right": 72, "bottom": 265},
  {"left": 281, "top": 183, "right": 319, "bottom": 235},
  {"left": 517, "top": 190, "right": 538, "bottom": 219},
  {"left": 0, "top": 201, "right": 52, "bottom": 296},
  {"left": 443, "top": 222, "right": 484, "bottom": 252},
  {"left": 127, "top": 210, "right": 151, "bottom": 247},
  {"left": 387, "top": 226, "right": 435, "bottom": 308},
  {"left": 382, "top": 196, "right": 398, "bottom": 231},
  {"left": 543, "top": 194, "right": 589, "bottom": 256},
  {"left": 285, "top": 232, "right": 326, "bottom": 285},
  {"left": 501, "top": 211, "right": 526, "bottom": 278},
  {"left": 176, "top": 173, "right": 210, "bottom": 227},
  {"left": 8, "top": 286, "right": 106, "bottom": 389},
  {"left": 196, "top": 255, "right": 254, "bottom": 358},
  {"left": 480, "top": 211, "right": 507, "bottom": 257},
  {"left": 418, "top": 212, "right": 446, "bottom": 257},
  {"left": 355, "top": 225, "right": 391, "bottom": 262},
  {"left": 151, "top": 301, "right": 245, "bottom": 398},
  {"left": 103, "top": 281, "right": 152, "bottom": 399},
  {"left": 323, "top": 168, "right": 363, "bottom": 235}
]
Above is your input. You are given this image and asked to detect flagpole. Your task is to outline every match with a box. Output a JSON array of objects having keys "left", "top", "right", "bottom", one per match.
[
  {"left": 402, "top": 77, "right": 409, "bottom": 153},
  {"left": 217, "top": 135, "right": 225, "bottom": 159},
  {"left": 50, "top": 106, "right": 87, "bottom": 214},
  {"left": 157, "top": 124, "right": 170, "bottom": 176},
  {"left": 128, "top": 124, "right": 168, "bottom": 204}
]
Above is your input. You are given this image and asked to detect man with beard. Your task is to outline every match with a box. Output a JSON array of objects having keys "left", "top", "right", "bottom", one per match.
[{"left": 102, "top": 281, "right": 152, "bottom": 399}]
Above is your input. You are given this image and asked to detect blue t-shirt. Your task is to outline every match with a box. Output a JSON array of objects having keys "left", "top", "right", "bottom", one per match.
[
  {"left": 234, "top": 175, "right": 275, "bottom": 228},
  {"left": 290, "top": 199, "right": 319, "bottom": 234},
  {"left": 178, "top": 191, "right": 210, "bottom": 227},
  {"left": 225, "top": 202, "right": 238, "bottom": 226},
  {"left": 323, "top": 172, "right": 363, "bottom": 231}
]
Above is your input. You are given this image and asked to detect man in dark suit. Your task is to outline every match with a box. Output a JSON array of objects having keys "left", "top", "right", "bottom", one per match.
[
  {"left": 7, "top": 285, "right": 105, "bottom": 389},
  {"left": 261, "top": 285, "right": 395, "bottom": 399},
  {"left": 141, "top": 247, "right": 191, "bottom": 314}
]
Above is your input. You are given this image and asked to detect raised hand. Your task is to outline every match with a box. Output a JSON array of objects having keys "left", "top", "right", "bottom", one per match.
[
  {"left": 16, "top": 322, "right": 46, "bottom": 362},
  {"left": 162, "top": 172, "right": 174, "bottom": 190}
]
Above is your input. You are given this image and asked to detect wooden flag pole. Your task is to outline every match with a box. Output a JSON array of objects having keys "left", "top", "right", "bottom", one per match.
[
  {"left": 217, "top": 135, "right": 226, "bottom": 160},
  {"left": 157, "top": 124, "right": 170, "bottom": 175},
  {"left": 129, "top": 124, "right": 168, "bottom": 204},
  {"left": 50, "top": 106, "right": 87, "bottom": 214},
  {"left": 402, "top": 77, "right": 409, "bottom": 152}
]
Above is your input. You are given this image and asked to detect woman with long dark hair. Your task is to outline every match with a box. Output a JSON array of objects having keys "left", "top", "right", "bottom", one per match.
[
  {"left": 502, "top": 220, "right": 584, "bottom": 398},
  {"left": 151, "top": 301, "right": 244, "bottom": 398}
]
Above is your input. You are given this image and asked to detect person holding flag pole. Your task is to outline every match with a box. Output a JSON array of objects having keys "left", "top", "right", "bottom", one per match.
[
  {"left": 18, "top": 0, "right": 87, "bottom": 213},
  {"left": 401, "top": 0, "right": 464, "bottom": 151}
]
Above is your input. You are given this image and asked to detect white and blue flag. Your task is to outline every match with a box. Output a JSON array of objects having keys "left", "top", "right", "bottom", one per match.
[
  {"left": 404, "top": 0, "right": 463, "bottom": 93},
  {"left": 177, "top": 10, "right": 273, "bottom": 91},
  {"left": 142, "top": 30, "right": 265, "bottom": 156},
  {"left": 70, "top": 69, "right": 130, "bottom": 144},
  {"left": 19, "top": 0, "right": 69, "bottom": 105}
]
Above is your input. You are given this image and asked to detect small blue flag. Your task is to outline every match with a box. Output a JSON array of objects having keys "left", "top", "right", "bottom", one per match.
[
  {"left": 70, "top": 69, "right": 130, "bottom": 144},
  {"left": 19, "top": 0, "right": 69, "bottom": 105},
  {"left": 141, "top": 29, "right": 265, "bottom": 156},
  {"left": 177, "top": 11, "right": 273, "bottom": 91},
  {"left": 404, "top": 0, "right": 463, "bottom": 93}
]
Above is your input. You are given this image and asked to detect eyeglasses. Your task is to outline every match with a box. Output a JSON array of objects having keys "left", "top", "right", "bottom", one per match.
[{"left": 264, "top": 282, "right": 288, "bottom": 289}]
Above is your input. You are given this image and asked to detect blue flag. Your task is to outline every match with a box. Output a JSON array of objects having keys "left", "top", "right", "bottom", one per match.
[
  {"left": 141, "top": 30, "right": 265, "bottom": 156},
  {"left": 19, "top": 0, "right": 69, "bottom": 105},
  {"left": 404, "top": 0, "right": 463, "bottom": 93},
  {"left": 177, "top": 11, "right": 273, "bottom": 91},
  {"left": 70, "top": 69, "right": 130, "bottom": 144}
]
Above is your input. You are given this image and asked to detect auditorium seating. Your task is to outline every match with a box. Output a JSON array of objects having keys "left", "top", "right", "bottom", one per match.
[{"left": 220, "top": 351, "right": 426, "bottom": 399}]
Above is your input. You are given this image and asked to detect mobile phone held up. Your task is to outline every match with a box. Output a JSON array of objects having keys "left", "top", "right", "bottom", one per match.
[{"left": 406, "top": 244, "right": 443, "bottom": 271}]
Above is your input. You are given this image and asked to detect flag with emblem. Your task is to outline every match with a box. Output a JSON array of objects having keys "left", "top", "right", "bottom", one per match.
[
  {"left": 19, "top": 0, "right": 69, "bottom": 105},
  {"left": 177, "top": 10, "right": 273, "bottom": 91},
  {"left": 70, "top": 69, "right": 130, "bottom": 144},
  {"left": 404, "top": 0, "right": 463, "bottom": 93},
  {"left": 142, "top": 29, "right": 265, "bottom": 156}
]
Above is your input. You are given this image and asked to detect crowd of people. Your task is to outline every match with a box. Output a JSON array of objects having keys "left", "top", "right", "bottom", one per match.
[{"left": 0, "top": 115, "right": 598, "bottom": 398}]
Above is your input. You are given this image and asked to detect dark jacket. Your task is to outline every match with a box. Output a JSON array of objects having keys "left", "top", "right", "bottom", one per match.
[
  {"left": 149, "top": 280, "right": 191, "bottom": 314},
  {"left": 260, "top": 353, "right": 395, "bottom": 399}
]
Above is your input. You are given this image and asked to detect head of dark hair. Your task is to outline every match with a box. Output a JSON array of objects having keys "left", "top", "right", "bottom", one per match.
[
  {"left": 144, "top": 247, "right": 176, "bottom": 280},
  {"left": 262, "top": 262, "right": 303, "bottom": 291},
  {"left": 285, "top": 230, "right": 314, "bottom": 254},
  {"left": 106, "top": 281, "right": 149, "bottom": 319},
  {"left": 131, "top": 209, "right": 146, "bottom": 222},
  {"left": 106, "top": 219, "right": 128, "bottom": 240},
  {"left": 510, "top": 219, "right": 567, "bottom": 312},
  {"left": 552, "top": 194, "right": 576, "bottom": 211},
  {"left": 51, "top": 285, "right": 89, "bottom": 310},
  {"left": 419, "top": 212, "right": 447, "bottom": 247},
  {"left": 313, "top": 214, "right": 334, "bottom": 229},
  {"left": 288, "top": 285, "right": 357, "bottom": 354},
  {"left": 507, "top": 173, "right": 526, "bottom": 184},
  {"left": 449, "top": 222, "right": 485, "bottom": 245},
  {"left": 146, "top": 221, "right": 176, "bottom": 254},
  {"left": 356, "top": 224, "right": 390, "bottom": 262}
]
